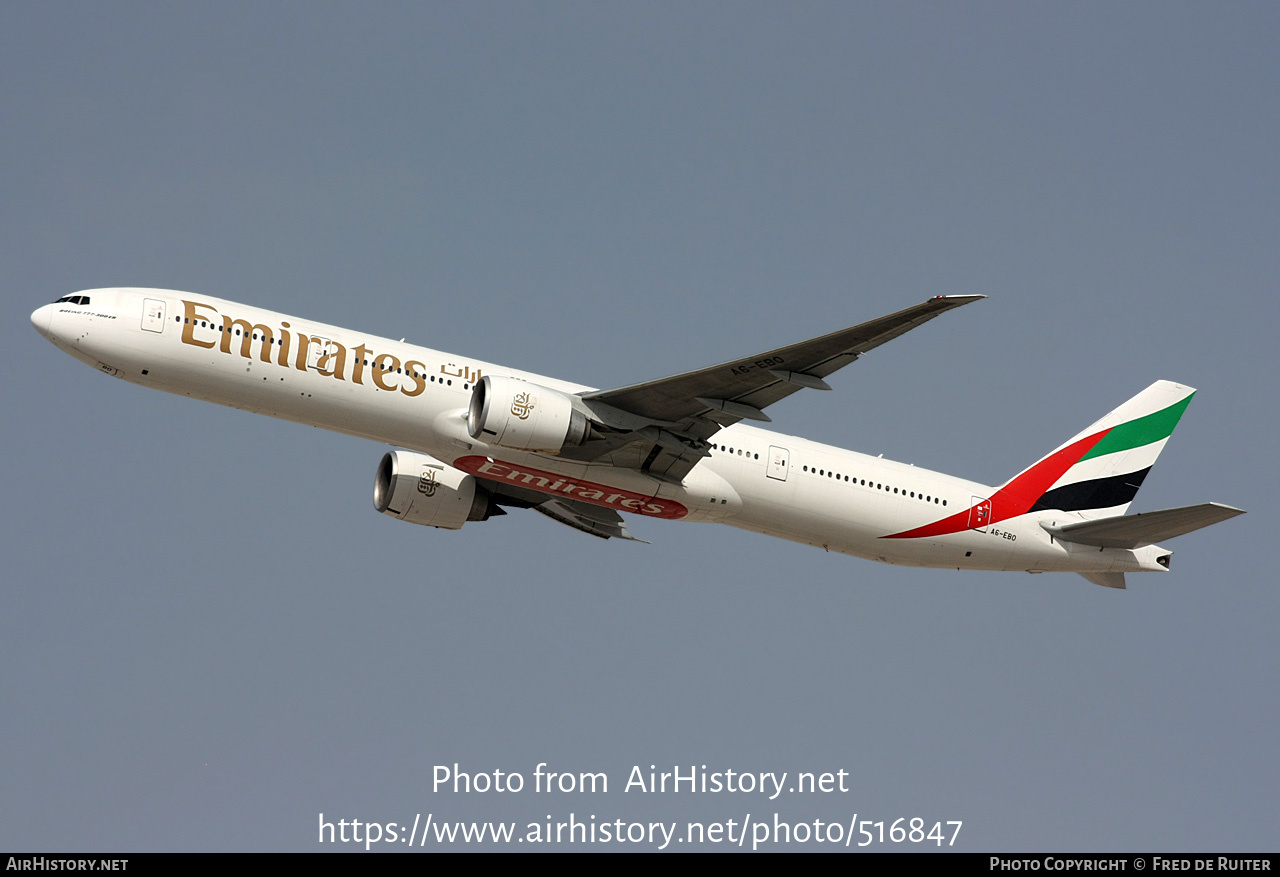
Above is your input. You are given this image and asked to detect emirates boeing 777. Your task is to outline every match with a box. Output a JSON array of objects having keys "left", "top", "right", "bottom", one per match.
[{"left": 32, "top": 289, "right": 1243, "bottom": 588}]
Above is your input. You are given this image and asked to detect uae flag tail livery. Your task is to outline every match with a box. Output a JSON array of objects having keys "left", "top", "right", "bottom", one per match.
[
  {"left": 887, "top": 381, "right": 1240, "bottom": 588},
  {"left": 1021, "top": 380, "right": 1193, "bottom": 518},
  {"left": 31, "top": 289, "right": 1244, "bottom": 588}
]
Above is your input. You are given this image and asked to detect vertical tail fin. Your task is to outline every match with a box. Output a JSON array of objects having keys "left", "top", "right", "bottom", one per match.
[{"left": 998, "top": 381, "right": 1195, "bottom": 518}]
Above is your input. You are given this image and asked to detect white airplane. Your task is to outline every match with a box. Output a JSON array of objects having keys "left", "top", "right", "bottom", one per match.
[{"left": 32, "top": 289, "right": 1243, "bottom": 588}]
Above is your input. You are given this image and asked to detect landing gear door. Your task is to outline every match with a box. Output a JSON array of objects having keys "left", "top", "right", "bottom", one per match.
[
  {"left": 968, "top": 496, "right": 992, "bottom": 532},
  {"left": 141, "top": 298, "right": 166, "bottom": 333},
  {"left": 767, "top": 445, "right": 790, "bottom": 482}
]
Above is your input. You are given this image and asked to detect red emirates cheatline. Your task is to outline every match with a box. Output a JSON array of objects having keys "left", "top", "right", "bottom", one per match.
[{"left": 454, "top": 456, "right": 689, "bottom": 519}]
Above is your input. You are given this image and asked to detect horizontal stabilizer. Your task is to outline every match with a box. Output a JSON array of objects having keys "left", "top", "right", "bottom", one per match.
[
  {"left": 1045, "top": 503, "right": 1245, "bottom": 549},
  {"left": 1079, "top": 571, "right": 1127, "bottom": 589}
]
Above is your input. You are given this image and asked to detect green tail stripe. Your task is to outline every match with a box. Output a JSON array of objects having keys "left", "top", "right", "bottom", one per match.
[{"left": 1080, "top": 393, "right": 1194, "bottom": 461}]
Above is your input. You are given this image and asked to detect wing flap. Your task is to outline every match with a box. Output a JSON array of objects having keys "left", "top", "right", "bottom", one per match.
[{"left": 532, "top": 498, "right": 650, "bottom": 542}]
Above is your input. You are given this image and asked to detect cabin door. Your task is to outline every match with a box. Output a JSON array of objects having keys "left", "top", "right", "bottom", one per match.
[
  {"left": 968, "top": 496, "right": 992, "bottom": 532},
  {"left": 767, "top": 446, "right": 790, "bottom": 482},
  {"left": 141, "top": 299, "right": 166, "bottom": 333}
]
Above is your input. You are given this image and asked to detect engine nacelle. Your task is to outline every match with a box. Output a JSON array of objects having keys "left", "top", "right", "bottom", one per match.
[
  {"left": 467, "top": 374, "right": 590, "bottom": 452},
  {"left": 373, "top": 450, "right": 497, "bottom": 530}
]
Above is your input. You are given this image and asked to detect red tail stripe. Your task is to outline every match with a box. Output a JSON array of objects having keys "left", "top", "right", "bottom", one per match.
[{"left": 884, "top": 427, "right": 1110, "bottom": 539}]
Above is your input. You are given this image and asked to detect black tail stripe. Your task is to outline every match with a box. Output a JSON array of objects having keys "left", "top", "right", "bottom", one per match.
[{"left": 1030, "top": 467, "right": 1152, "bottom": 513}]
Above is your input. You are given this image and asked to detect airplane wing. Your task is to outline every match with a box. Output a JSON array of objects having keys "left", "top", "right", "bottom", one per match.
[
  {"left": 561, "top": 295, "right": 985, "bottom": 481},
  {"left": 532, "top": 498, "right": 649, "bottom": 542},
  {"left": 466, "top": 474, "right": 649, "bottom": 541}
]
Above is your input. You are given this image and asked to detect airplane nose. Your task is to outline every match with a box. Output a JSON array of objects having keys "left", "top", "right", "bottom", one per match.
[{"left": 31, "top": 304, "right": 53, "bottom": 338}]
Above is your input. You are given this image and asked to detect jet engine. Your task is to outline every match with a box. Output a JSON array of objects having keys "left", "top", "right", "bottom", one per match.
[
  {"left": 467, "top": 374, "right": 591, "bottom": 452},
  {"left": 373, "top": 450, "right": 501, "bottom": 530}
]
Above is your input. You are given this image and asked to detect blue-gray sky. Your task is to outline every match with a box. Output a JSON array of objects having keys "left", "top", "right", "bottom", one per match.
[{"left": 3, "top": 2, "right": 1276, "bottom": 851}]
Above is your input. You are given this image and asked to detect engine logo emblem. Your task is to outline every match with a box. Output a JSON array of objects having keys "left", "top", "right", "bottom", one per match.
[
  {"left": 511, "top": 392, "right": 536, "bottom": 420},
  {"left": 417, "top": 469, "right": 439, "bottom": 497}
]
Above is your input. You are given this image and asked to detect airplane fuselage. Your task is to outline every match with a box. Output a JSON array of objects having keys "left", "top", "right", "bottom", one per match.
[{"left": 31, "top": 288, "right": 1173, "bottom": 577}]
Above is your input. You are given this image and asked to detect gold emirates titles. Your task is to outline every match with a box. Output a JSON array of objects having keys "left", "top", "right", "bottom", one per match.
[{"left": 179, "top": 299, "right": 455, "bottom": 396}]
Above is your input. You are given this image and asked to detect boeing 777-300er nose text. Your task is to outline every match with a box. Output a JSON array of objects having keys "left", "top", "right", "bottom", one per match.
[{"left": 31, "top": 289, "right": 1244, "bottom": 588}]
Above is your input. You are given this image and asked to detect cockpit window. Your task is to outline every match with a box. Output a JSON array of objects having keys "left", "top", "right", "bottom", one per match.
[{"left": 53, "top": 295, "right": 90, "bottom": 305}]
